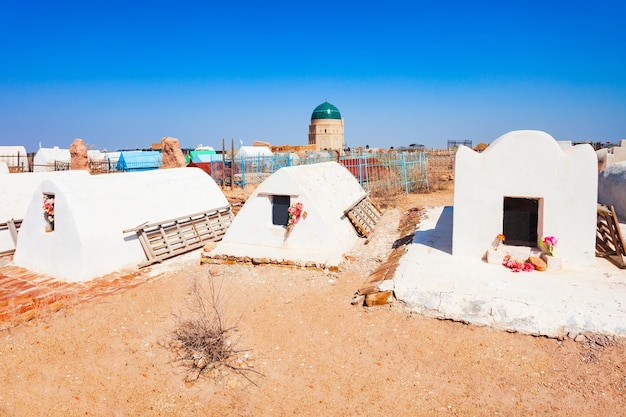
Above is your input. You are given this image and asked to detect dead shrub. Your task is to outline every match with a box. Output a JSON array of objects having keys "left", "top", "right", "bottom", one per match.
[
  {"left": 164, "top": 275, "right": 261, "bottom": 385},
  {"left": 428, "top": 174, "right": 453, "bottom": 191}
]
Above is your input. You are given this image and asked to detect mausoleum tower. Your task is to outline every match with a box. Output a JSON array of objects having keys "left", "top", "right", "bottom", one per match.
[{"left": 308, "top": 101, "right": 344, "bottom": 152}]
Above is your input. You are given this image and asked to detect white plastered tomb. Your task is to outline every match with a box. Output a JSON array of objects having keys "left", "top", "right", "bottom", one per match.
[
  {"left": 13, "top": 167, "right": 228, "bottom": 281},
  {"left": 598, "top": 161, "right": 626, "bottom": 222},
  {"left": 0, "top": 170, "right": 90, "bottom": 253},
  {"left": 452, "top": 130, "right": 597, "bottom": 268},
  {"left": 211, "top": 161, "right": 364, "bottom": 266}
]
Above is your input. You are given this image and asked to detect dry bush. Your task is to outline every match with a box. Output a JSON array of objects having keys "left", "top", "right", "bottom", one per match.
[
  {"left": 164, "top": 275, "right": 262, "bottom": 385},
  {"left": 428, "top": 173, "right": 454, "bottom": 191},
  {"left": 426, "top": 152, "right": 454, "bottom": 191}
]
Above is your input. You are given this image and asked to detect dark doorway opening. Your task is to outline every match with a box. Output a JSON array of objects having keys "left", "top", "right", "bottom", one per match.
[
  {"left": 272, "top": 195, "right": 290, "bottom": 226},
  {"left": 502, "top": 197, "right": 539, "bottom": 247}
]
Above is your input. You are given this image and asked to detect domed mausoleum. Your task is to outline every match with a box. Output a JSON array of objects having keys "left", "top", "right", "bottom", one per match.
[{"left": 308, "top": 102, "right": 344, "bottom": 152}]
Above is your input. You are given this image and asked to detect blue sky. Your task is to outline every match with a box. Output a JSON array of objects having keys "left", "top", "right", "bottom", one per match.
[{"left": 1, "top": 0, "right": 624, "bottom": 152}]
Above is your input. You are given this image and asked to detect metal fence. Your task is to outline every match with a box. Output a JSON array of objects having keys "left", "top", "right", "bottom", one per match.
[
  {"left": 1, "top": 150, "right": 455, "bottom": 196},
  {"left": 29, "top": 160, "right": 116, "bottom": 173},
  {"left": 227, "top": 151, "right": 450, "bottom": 195},
  {"left": 426, "top": 149, "right": 456, "bottom": 190},
  {"left": 340, "top": 152, "right": 430, "bottom": 196},
  {"left": 0, "top": 153, "right": 31, "bottom": 172}
]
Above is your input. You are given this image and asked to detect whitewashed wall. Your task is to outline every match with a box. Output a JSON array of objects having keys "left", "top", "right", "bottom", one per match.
[
  {"left": 598, "top": 161, "right": 626, "bottom": 222},
  {"left": 213, "top": 162, "right": 364, "bottom": 266},
  {"left": 452, "top": 130, "right": 597, "bottom": 267},
  {"left": 0, "top": 171, "right": 90, "bottom": 253},
  {"left": 0, "top": 146, "right": 29, "bottom": 172},
  {"left": 13, "top": 167, "right": 228, "bottom": 281}
]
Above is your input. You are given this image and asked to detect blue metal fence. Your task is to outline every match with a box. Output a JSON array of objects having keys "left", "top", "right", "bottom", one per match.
[{"left": 225, "top": 151, "right": 431, "bottom": 195}]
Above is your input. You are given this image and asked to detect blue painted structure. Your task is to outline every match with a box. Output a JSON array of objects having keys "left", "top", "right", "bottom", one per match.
[{"left": 116, "top": 151, "right": 162, "bottom": 172}]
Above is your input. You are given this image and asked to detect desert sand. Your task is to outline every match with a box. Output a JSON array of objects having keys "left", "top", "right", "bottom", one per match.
[{"left": 1, "top": 187, "right": 625, "bottom": 416}]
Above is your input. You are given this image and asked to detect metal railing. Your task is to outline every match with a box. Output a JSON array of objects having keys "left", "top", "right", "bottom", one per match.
[
  {"left": 225, "top": 151, "right": 445, "bottom": 195},
  {"left": 2, "top": 150, "right": 455, "bottom": 196},
  {"left": 0, "top": 152, "right": 31, "bottom": 172}
]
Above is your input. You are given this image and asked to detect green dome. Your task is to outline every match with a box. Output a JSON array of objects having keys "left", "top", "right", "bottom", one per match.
[{"left": 311, "top": 102, "right": 342, "bottom": 120}]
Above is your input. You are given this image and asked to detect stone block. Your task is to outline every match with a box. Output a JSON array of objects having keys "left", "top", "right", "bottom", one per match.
[{"left": 365, "top": 291, "right": 393, "bottom": 307}]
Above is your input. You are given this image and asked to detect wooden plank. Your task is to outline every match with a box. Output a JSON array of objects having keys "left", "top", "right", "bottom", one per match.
[
  {"left": 359, "top": 199, "right": 381, "bottom": 224},
  {"left": 0, "top": 219, "right": 22, "bottom": 255},
  {"left": 355, "top": 198, "right": 381, "bottom": 235},
  {"left": 596, "top": 204, "right": 626, "bottom": 269},
  {"left": 597, "top": 207, "right": 619, "bottom": 254},
  {"left": 8, "top": 219, "right": 20, "bottom": 245},
  {"left": 131, "top": 206, "right": 235, "bottom": 267},
  {"left": 346, "top": 211, "right": 370, "bottom": 238},
  {"left": 136, "top": 230, "right": 157, "bottom": 264},
  {"left": 609, "top": 205, "right": 626, "bottom": 254}
]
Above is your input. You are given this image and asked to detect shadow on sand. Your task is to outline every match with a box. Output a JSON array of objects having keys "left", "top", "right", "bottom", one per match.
[{"left": 411, "top": 206, "right": 453, "bottom": 254}]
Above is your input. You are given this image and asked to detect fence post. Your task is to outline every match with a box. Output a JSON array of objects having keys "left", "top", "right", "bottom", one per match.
[
  {"left": 423, "top": 152, "right": 430, "bottom": 191},
  {"left": 230, "top": 139, "right": 235, "bottom": 189},
  {"left": 223, "top": 141, "right": 228, "bottom": 187},
  {"left": 358, "top": 157, "right": 364, "bottom": 186},
  {"left": 401, "top": 152, "right": 409, "bottom": 195},
  {"left": 240, "top": 157, "right": 246, "bottom": 189}
]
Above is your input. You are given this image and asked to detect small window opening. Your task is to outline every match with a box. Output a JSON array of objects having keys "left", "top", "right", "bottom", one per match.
[
  {"left": 43, "top": 193, "right": 55, "bottom": 232},
  {"left": 502, "top": 197, "right": 539, "bottom": 246},
  {"left": 272, "top": 195, "right": 290, "bottom": 226}
]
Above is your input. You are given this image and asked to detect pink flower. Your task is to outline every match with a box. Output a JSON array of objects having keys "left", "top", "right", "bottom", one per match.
[
  {"left": 285, "top": 201, "right": 307, "bottom": 238},
  {"left": 544, "top": 236, "right": 558, "bottom": 247},
  {"left": 539, "top": 236, "right": 558, "bottom": 256},
  {"left": 42, "top": 195, "right": 55, "bottom": 223},
  {"left": 502, "top": 255, "right": 535, "bottom": 273}
]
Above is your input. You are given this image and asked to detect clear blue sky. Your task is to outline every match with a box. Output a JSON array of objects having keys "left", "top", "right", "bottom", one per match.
[{"left": 1, "top": 0, "right": 624, "bottom": 152}]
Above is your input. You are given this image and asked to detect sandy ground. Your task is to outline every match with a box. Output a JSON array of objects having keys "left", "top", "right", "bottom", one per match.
[{"left": 1, "top": 185, "right": 626, "bottom": 416}]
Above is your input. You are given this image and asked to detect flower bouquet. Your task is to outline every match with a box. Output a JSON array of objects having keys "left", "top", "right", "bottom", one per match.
[
  {"left": 539, "top": 236, "right": 558, "bottom": 257},
  {"left": 42, "top": 194, "right": 55, "bottom": 230},
  {"left": 285, "top": 201, "right": 307, "bottom": 238}
]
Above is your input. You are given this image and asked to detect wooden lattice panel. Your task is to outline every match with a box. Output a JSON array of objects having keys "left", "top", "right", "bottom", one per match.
[
  {"left": 345, "top": 196, "right": 382, "bottom": 238},
  {"left": 124, "top": 205, "right": 234, "bottom": 267},
  {"left": 596, "top": 204, "right": 626, "bottom": 269}
]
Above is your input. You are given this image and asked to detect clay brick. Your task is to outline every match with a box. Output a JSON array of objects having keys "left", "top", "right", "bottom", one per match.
[
  {"left": 20, "top": 309, "right": 36, "bottom": 322},
  {"left": 358, "top": 282, "right": 381, "bottom": 296},
  {"left": 365, "top": 291, "right": 393, "bottom": 306},
  {"left": 48, "top": 300, "right": 64, "bottom": 312}
]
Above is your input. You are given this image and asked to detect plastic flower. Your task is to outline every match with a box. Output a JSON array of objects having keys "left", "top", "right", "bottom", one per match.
[
  {"left": 539, "top": 236, "right": 558, "bottom": 256},
  {"left": 502, "top": 255, "right": 535, "bottom": 272},
  {"left": 285, "top": 202, "right": 307, "bottom": 238},
  {"left": 42, "top": 195, "right": 55, "bottom": 224},
  {"left": 493, "top": 233, "right": 506, "bottom": 250}
]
